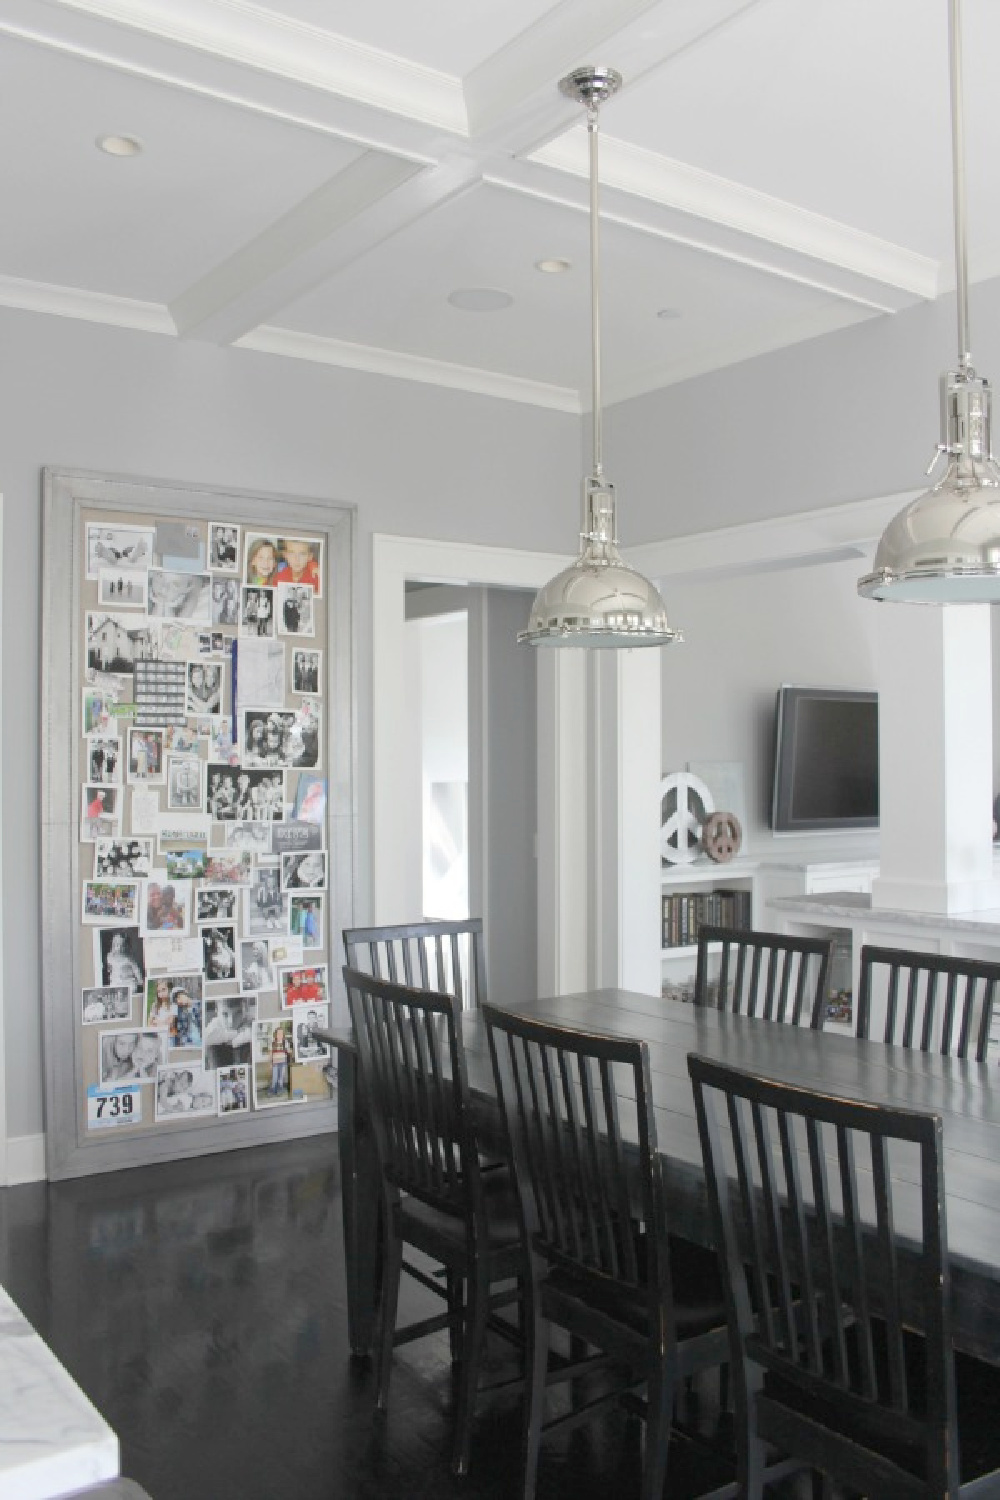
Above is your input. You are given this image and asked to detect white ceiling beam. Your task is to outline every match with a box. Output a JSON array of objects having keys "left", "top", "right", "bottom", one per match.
[{"left": 171, "top": 151, "right": 432, "bottom": 343}]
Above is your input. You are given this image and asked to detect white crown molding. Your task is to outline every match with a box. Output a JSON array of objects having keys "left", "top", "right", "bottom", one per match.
[
  {"left": 237, "top": 324, "right": 582, "bottom": 413},
  {"left": 532, "top": 131, "right": 940, "bottom": 302},
  {"left": 0, "top": 274, "right": 175, "bottom": 333},
  {"left": 625, "top": 490, "right": 923, "bottom": 582},
  {"left": 28, "top": 0, "right": 468, "bottom": 133}
]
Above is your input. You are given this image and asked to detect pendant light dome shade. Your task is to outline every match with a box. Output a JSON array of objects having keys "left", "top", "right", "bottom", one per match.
[
  {"left": 521, "top": 478, "right": 680, "bottom": 646},
  {"left": 859, "top": 0, "right": 1000, "bottom": 604},
  {"left": 519, "top": 68, "right": 681, "bottom": 649}
]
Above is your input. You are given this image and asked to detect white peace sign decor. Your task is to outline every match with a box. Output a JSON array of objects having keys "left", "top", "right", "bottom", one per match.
[{"left": 660, "top": 771, "right": 714, "bottom": 865}]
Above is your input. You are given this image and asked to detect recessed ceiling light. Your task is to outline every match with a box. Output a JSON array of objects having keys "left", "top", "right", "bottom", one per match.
[
  {"left": 96, "top": 134, "right": 143, "bottom": 158},
  {"left": 535, "top": 258, "right": 571, "bottom": 274},
  {"left": 447, "top": 288, "right": 513, "bottom": 313},
  {"left": 657, "top": 307, "right": 681, "bottom": 320}
]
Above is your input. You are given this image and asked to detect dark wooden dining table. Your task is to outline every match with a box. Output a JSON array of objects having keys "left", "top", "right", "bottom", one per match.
[{"left": 317, "top": 988, "right": 1000, "bottom": 1365}]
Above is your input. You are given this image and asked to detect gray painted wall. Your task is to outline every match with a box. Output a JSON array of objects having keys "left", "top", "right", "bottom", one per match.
[{"left": 3, "top": 307, "right": 578, "bottom": 1141}]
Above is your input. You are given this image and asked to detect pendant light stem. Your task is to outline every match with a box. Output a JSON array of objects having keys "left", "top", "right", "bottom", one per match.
[
  {"left": 588, "top": 105, "right": 603, "bottom": 479},
  {"left": 950, "top": 0, "right": 972, "bottom": 376}
]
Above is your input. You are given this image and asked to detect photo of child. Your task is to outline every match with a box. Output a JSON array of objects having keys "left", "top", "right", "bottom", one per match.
[
  {"left": 155, "top": 1065, "right": 217, "bottom": 1120},
  {"left": 273, "top": 536, "right": 322, "bottom": 595},
  {"left": 244, "top": 536, "right": 279, "bottom": 588},
  {"left": 99, "top": 1029, "right": 163, "bottom": 1085},
  {"left": 253, "top": 1018, "right": 299, "bottom": 1108}
]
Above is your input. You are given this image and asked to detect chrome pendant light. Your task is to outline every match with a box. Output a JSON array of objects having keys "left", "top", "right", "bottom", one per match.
[
  {"left": 519, "top": 67, "right": 681, "bottom": 648},
  {"left": 859, "top": 0, "right": 1000, "bottom": 603}
]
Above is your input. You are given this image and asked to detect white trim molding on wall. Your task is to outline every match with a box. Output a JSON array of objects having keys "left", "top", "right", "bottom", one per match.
[{"left": 0, "top": 493, "right": 6, "bottom": 1185}]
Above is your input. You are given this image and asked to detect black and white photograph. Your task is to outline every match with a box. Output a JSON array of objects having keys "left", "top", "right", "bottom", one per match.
[
  {"left": 239, "top": 938, "right": 274, "bottom": 993},
  {"left": 273, "top": 535, "right": 323, "bottom": 595},
  {"left": 99, "top": 1029, "right": 163, "bottom": 1086},
  {"left": 293, "top": 1004, "right": 330, "bottom": 1063},
  {"left": 239, "top": 585, "right": 274, "bottom": 638},
  {"left": 127, "top": 727, "right": 165, "bottom": 784},
  {"left": 147, "top": 568, "right": 212, "bottom": 623},
  {"left": 95, "top": 838, "right": 153, "bottom": 878},
  {"left": 155, "top": 1065, "right": 216, "bottom": 1121},
  {"left": 276, "top": 582, "right": 315, "bottom": 638},
  {"left": 195, "top": 886, "right": 238, "bottom": 924},
  {"left": 242, "top": 706, "right": 319, "bottom": 769},
  {"left": 201, "top": 924, "right": 237, "bottom": 983},
  {"left": 154, "top": 520, "right": 206, "bottom": 573},
  {"left": 81, "top": 784, "right": 122, "bottom": 841},
  {"left": 97, "top": 567, "right": 149, "bottom": 610},
  {"left": 206, "top": 765, "right": 285, "bottom": 821},
  {"left": 280, "top": 850, "right": 328, "bottom": 891},
  {"left": 134, "top": 659, "right": 188, "bottom": 727},
  {"left": 186, "top": 662, "right": 223, "bottom": 715},
  {"left": 291, "top": 648, "right": 321, "bottom": 695},
  {"left": 244, "top": 868, "right": 288, "bottom": 936},
  {"left": 217, "top": 1063, "right": 251, "bottom": 1115},
  {"left": 93, "top": 926, "right": 145, "bottom": 995},
  {"left": 86, "top": 612, "right": 158, "bottom": 675},
  {"left": 82, "top": 879, "right": 140, "bottom": 926},
  {"left": 166, "top": 754, "right": 204, "bottom": 811},
  {"left": 211, "top": 820, "right": 272, "bottom": 855},
  {"left": 87, "top": 735, "right": 122, "bottom": 784},
  {"left": 141, "top": 877, "right": 192, "bottom": 935},
  {"left": 211, "top": 576, "right": 240, "bottom": 626},
  {"left": 86, "top": 523, "right": 154, "bottom": 579},
  {"left": 289, "top": 893, "right": 324, "bottom": 949},
  {"left": 82, "top": 985, "right": 132, "bottom": 1025},
  {"left": 203, "top": 995, "right": 256, "bottom": 1070},
  {"left": 208, "top": 523, "right": 241, "bottom": 573},
  {"left": 234, "top": 637, "right": 285, "bottom": 709}
]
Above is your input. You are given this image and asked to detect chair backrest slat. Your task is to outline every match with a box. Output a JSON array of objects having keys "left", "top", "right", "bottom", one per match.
[
  {"left": 485, "top": 1006, "right": 666, "bottom": 1316},
  {"left": 344, "top": 919, "right": 487, "bottom": 1011},
  {"left": 689, "top": 1051, "right": 961, "bottom": 1496},
  {"left": 694, "top": 926, "right": 833, "bottom": 1030},
  {"left": 858, "top": 945, "right": 999, "bottom": 1060},
  {"left": 344, "top": 966, "right": 479, "bottom": 1217}
]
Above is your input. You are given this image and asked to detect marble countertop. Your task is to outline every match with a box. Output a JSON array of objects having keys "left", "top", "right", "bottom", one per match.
[
  {"left": 0, "top": 1285, "right": 118, "bottom": 1499},
  {"left": 769, "top": 890, "right": 1000, "bottom": 935}
]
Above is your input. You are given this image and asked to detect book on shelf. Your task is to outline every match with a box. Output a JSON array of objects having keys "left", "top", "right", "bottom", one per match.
[{"left": 661, "top": 887, "right": 752, "bottom": 950}]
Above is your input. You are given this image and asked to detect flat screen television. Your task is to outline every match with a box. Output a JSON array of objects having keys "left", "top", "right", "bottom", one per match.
[{"left": 770, "top": 685, "right": 879, "bottom": 833}]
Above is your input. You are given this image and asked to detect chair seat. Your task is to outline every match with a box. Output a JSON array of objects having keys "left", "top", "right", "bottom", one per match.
[{"left": 396, "top": 1166, "right": 523, "bottom": 1267}]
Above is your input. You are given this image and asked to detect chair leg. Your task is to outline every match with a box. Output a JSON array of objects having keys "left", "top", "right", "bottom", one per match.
[
  {"left": 375, "top": 1228, "right": 403, "bottom": 1413},
  {"left": 446, "top": 1271, "right": 463, "bottom": 1365},
  {"left": 522, "top": 1292, "right": 550, "bottom": 1500},
  {"left": 640, "top": 1357, "right": 676, "bottom": 1500},
  {"left": 451, "top": 1260, "right": 490, "bottom": 1476},
  {"left": 736, "top": 1370, "right": 767, "bottom": 1500}
]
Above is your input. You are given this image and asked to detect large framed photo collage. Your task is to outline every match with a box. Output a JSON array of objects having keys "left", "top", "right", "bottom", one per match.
[{"left": 42, "top": 470, "right": 356, "bottom": 1179}]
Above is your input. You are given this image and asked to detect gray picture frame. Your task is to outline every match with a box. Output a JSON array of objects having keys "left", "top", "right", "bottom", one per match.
[{"left": 41, "top": 467, "right": 356, "bottom": 1179}]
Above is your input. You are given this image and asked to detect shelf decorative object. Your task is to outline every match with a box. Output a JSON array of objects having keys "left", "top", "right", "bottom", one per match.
[
  {"left": 701, "top": 810, "right": 742, "bottom": 863},
  {"left": 660, "top": 770, "right": 713, "bottom": 865}
]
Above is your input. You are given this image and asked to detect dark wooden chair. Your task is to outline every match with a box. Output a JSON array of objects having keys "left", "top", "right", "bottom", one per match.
[
  {"left": 688, "top": 1050, "right": 1000, "bottom": 1498},
  {"left": 343, "top": 918, "right": 487, "bottom": 1010},
  {"left": 342, "top": 966, "right": 523, "bottom": 1476},
  {"left": 484, "top": 1005, "right": 730, "bottom": 1500},
  {"left": 694, "top": 925, "right": 833, "bottom": 1029},
  {"left": 857, "top": 944, "right": 999, "bottom": 1061}
]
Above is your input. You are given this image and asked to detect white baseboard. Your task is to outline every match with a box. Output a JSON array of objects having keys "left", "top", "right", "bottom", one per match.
[{"left": 5, "top": 1133, "right": 46, "bottom": 1185}]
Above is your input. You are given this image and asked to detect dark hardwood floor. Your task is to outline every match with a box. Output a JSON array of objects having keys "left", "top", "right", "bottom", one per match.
[{"left": 0, "top": 1135, "right": 743, "bottom": 1500}]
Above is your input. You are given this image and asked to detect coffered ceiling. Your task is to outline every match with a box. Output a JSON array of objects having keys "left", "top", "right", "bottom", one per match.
[{"left": 3, "top": 0, "right": 999, "bottom": 411}]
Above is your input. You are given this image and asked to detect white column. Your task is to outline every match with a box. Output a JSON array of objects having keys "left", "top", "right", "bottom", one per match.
[
  {"left": 536, "top": 650, "right": 591, "bottom": 997},
  {"left": 872, "top": 604, "right": 1000, "bottom": 915},
  {"left": 591, "top": 650, "right": 662, "bottom": 995}
]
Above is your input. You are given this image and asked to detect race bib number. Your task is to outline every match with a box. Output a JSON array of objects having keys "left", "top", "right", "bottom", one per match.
[{"left": 87, "top": 1084, "right": 142, "bottom": 1129}]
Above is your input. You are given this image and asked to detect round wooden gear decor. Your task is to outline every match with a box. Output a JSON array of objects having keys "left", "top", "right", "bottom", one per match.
[{"left": 701, "top": 810, "right": 742, "bottom": 863}]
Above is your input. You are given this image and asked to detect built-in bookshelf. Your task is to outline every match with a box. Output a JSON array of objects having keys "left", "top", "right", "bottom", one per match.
[{"left": 660, "top": 860, "right": 759, "bottom": 1003}]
